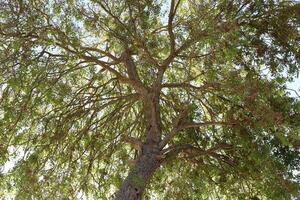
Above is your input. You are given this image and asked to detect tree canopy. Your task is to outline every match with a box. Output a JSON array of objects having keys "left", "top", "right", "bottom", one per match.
[{"left": 0, "top": 0, "right": 300, "bottom": 199}]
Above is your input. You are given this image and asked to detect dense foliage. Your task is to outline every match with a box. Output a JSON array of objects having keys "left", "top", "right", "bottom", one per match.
[{"left": 0, "top": 0, "right": 299, "bottom": 199}]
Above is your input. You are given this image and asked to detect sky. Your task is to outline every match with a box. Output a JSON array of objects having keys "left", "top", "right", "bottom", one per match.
[{"left": 286, "top": 76, "right": 300, "bottom": 98}]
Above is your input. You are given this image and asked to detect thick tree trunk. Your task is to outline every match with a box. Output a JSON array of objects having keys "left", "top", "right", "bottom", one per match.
[
  {"left": 116, "top": 144, "right": 162, "bottom": 200},
  {"left": 116, "top": 91, "right": 163, "bottom": 199}
]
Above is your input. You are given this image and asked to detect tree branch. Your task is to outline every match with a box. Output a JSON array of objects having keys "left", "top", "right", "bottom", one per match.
[
  {"left": 162, "top": 143, "right": 236, "bottom": 166},
  {"left": 159, "top": 108, "right": 189, "bottom": 149},
  {"left": 162, "top": 82, "right": 220, "bottom": 90},
  {"left": 159, "top": 120, "right": 236, "bottom": 150},
  {"left": 182, "top": 121, "right": 237, "bottom": 129},
  {"left": 168, "top": 0, "right": 181, "bottom": 54},
  {"left": 120, "top": 49, "right": 148, "bottom": 95}
]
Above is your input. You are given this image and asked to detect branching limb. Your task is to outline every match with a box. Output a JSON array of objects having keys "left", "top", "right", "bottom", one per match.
[
  {"left": 159, "top": 107, "right": 189, "bottom": 149},
  {"left": 162, "top": 143, "right": 236, "bottom": 166},
  {"left": 159, "top": 119, "right": 237, "bottom": 150},
  {"left": 56, "top": 41, "right": 147, "bottom": 94},
  {"left": 153, "top": 0, "right": 186, "bottom": 87}
]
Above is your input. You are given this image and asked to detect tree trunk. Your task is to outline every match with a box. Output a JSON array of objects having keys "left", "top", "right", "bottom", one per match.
[
  {"left": 116, "top": 91, "right": 162, "bottom": 199},
  {"left": 116, "top": 144, "right": 162, "bottom": 200}
]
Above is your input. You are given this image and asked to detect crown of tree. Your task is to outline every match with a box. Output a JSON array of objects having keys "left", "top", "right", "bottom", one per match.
[{"left": 0, "top": 0, "right": 299, "bottom": 199}]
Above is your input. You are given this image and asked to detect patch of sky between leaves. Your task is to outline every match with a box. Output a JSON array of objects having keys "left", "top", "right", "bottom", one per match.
[
  {"left": 263, "top": 67, "right": 300, "bottom": 98},
  {"left": 286, "top": 76, "right": 300, "bottom": 98}
]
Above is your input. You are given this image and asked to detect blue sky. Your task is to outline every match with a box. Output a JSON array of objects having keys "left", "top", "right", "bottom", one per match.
[{"left": 286, "top": 76, "right": 300, "bottom": 98}]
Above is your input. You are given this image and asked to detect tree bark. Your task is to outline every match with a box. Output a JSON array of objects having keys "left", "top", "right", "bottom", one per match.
[
  {"left": 116, "top": 91, "right": 163, "bottom": 199},
  {"left": 116, "top": 144, "right": 162, "bottom": 200}
]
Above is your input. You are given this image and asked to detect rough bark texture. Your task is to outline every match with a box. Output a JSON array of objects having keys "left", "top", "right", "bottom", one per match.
[
  {"left": 116, "top": 92, "right": 162, "bottom": 199},
  {"left": 116, "top": 144, "right": 162, "bottom": 200}
]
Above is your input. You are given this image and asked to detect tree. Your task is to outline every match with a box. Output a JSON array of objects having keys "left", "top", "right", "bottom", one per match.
[{"left": 0, "top": 0, "right": 299, "bottom": 199}]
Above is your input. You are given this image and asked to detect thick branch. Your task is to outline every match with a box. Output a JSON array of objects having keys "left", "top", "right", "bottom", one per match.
[
  {"left": 120, "top": 49, "right": 148, "bottom": 95},
  {"left": 121, "top": 50, "right": 141, "bottom": 82}
]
